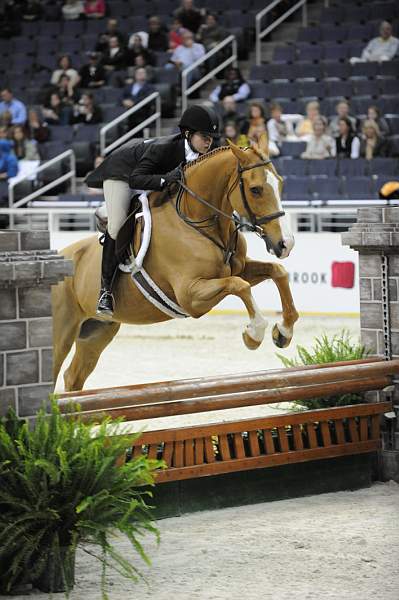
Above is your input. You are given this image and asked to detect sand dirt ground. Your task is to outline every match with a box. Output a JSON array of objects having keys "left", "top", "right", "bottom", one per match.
[{"left": 11, "top": 315, "right": 396, "bottom": 600}]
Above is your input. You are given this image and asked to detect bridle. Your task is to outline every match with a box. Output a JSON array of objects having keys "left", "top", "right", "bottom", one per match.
[{"left": 173, "top": 158, "right": 285, "bottom": 263}]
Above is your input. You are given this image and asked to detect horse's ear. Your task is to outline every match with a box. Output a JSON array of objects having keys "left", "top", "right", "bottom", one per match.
[
  {"left": 257, "top": 131, "right": 270, "bottom": 157},
  {"left": 227, "top": 139, "right": 252, "bottom": 165}
]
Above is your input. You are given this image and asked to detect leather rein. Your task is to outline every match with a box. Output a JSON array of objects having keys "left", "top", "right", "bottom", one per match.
[{"left": 173, "top": 158, "right": 285, "bottom": 264}]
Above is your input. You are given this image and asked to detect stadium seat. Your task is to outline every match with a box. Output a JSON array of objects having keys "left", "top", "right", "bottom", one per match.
[
  {"left": 320, "top": 7, "right": 344, "bottom": 24},
  {"left": 283, "top": 177, "right": 311, "bottom": 201},
  {"left": 326, "top": 80, "right": 352, "bottom": 99},
  {"left": 42, "top": 141, "right": 68, "bottom": 160},
  {"left": 368, "top": 158, "right": 399, "bottom": 176},
  {"left": 281, "top": 142, "right": 307, "bottom": 158},
  {"left": 281, "top": 159, "right": 307, "bottom": 177},
  {"left": 320, "top": 26, "right": 348, "bottom": 43},
  {"left": 311, "top": 177, "right": 342, "bottom": 200},
  {"left": 297, "top": 28, "right": 321, "bottom": 43},
  {"left": 71, "top": 141, "right": 95, "bottom": 177},
  {"left": 297, "top": 45, "right": 321, "bottom": 63},
  {"left": 300, "top": 81, "right": 327, "bottom": 99},
  {"left": 343, "top": 176, "right": 373, "bottom": 200},
  {"left": 273, "top": 46, "right": 296, "bottom": 63},
  {"left": 74, "top": 124, "right": 101, "bottom": 143},
  {"left": 386, "top": 118, "right": 399, "bottom": 135},
  {"left": 295, "top": 63, "right": 323, "bottom": 81},
  {"left": 62, "top": 20, "right": 86, "bottom": 36},
  {"left": 337, "top": 159, "right": 368, "bottom": 177},
  {"left": 307, "top": 160, "right": 338, "bottom": 178},
  {"left": 48, "top": 126, "right": 74, "bottom": 144},
  {"left": 343, "top": 6, "right": 370, "bottom": 22},
  {"left": 324, "top": 45, "right": 349, "bottom": 62}
]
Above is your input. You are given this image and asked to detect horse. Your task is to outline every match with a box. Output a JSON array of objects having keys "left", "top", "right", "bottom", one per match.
[{"left": 52, "top": 135, "right": 299, "bottom": 392}]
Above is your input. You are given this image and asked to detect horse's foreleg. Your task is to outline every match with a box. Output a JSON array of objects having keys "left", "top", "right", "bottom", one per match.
[
  {"left": 63, "top": 320, "right": 121, "bottom": 392},
  {"left": 51, "top": 282, "right": 83, "bottom": 384},
  {"left": 241, "top": 259, "right": 299, "bottom": 348},
  {"left": 184, "top": 276, "right": 267, "bottom": 350}
]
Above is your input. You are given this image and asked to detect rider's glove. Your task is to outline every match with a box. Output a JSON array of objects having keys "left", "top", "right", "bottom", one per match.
[{"left": 163, "top": 165, "right": 182, "bottom": 187}]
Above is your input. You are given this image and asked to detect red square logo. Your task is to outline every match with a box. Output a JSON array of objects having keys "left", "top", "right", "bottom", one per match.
[{"left": 331, "top": 261, "right": 355, "bottom": 288}]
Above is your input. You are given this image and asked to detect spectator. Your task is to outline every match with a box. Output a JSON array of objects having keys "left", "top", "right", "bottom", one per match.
[
  {"left": 72, "top": 92, "right": 103, "bottom": 124},
  {"left": 21, "top": 0, "right": 42, "bottom": 20},
  {"left": 0, "top": 126, "right": 9, "bottom": 139},
  {"left": 51, "top": 55, "right": 80, "bottom": 88},
  {"left": 128, "top": 34, "right": 154, "bottom": 66},
  {"left": 95, "top": 19, "right": 126, "bottom": 53},
  {"left": 0, "top": 110, "right": 12, "bottom": 136},
  {"left": 57, "top": 74, "right": 78, "bottom": 107},
  {"left": 42, "top": 92, "right": 71, "bottom": 125},
  {"left": 0, "top": 0, "right": 21, "bottom": 38},
  {"left": 221, "top": 121, "right": 247, "bottom": 147},
  {"left": 242, "top": 102, "right": 267, "bottom": 142},
  {"left": 296, "top": 101, "right": 324, "bottom": 138},
  {"left": 62, "top": 0, "right": 84, "bottom": 20},
  {"left": 219, "top": 96, "right": 245, "bottom": 130},
  {"left": 301, "top": 118, "right": 335, "bottom": 159},
  {"left": 167, "top": 30, "right": 205, "bottom": 85},
  {"left": 101, "top": 36, "right": 128, "bottom": 71},
  {"left": 0, "top": 139, "right": 18, "bottom": 180},
  {"left": 335, "top": 117, "right": 360, "bottom": 159},
  {"left": 0, "top": 88, "right": 27, "bottom": 126},
  {"left": 209, "top": 67, "right": 250, "bottom": 103},
  {"left": 196, "top": 13, "right": 227, "bottom": 50},
  {"left": 352, "top": 21, "right": 399, "bottom": 63},
  {"left": 267, "top": 102, "right": 288, "bottom": 146},
  {"left": 365, "top": 105, "right": 390, "bottom": 138},
  {"left": 169, "top": 17, "right": 185, "bottom": 51},
  {"left": 360, "top": 120, "right": 390, "bottom": 159},
  {"left": 147, "top": 16, "right": 169, "bottom": 52},
  {"left": 123, "top": 67, "right": 156, "bottom": 135},
  {"left": 84, "top": 0, "right": 105, "bottom": 18},
  {"left": 78, "top": 52, "right": 106, "bottom": 88},
  {"left": 174, "top": 0, "right": 203, "bottom": 35},
  {"left": 125, "top": 53, "right": 155, "bottom": 85},
  {"left": 25, "top": 109, "right": 49, "bottom": 143},
  {"left": 11, "top": 125, "right": 40, "bottom": 160},
  {"left": 328, "top": 100, "right": 357, "bottom": 138}
]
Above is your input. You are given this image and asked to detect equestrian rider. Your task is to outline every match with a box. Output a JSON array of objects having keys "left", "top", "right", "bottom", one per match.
[{"left": 85, "top": 104, "right": 220, "bottom": 319}]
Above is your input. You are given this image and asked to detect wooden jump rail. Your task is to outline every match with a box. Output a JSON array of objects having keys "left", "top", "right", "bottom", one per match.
[{"left": 58, "top": 359, "right": 397, "bottom": 483}]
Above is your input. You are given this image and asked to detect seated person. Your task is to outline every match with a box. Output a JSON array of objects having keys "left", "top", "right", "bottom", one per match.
[
  {"left": 95, "top": 18, "right": 126, "bottom": 53},
  {"left": 335, "top": 117, "right": 360, "bottom": 159},
  {"left": 167, "top": 30, "right": 205, "bottom": 85},
  {"left": 0, "top": 88, "right": 27, "bottom": 126},
  {"left": 351, "top": 21, "right": 399, "bottom": 63},
  {"left": 219, "top": 96, "right": 245, "bottom": 130},
  {"left": 0, "top": 110, "right": 12, "bottom": 137},
  {"left": 364, "top": 105, "right": 390, "bottom": 138},
  {"left": 241, "top": 102, "right": 280, "bottom": 156},
  {"left": 209, "top": 67, "right": 250, "bottom": 103},
  {"left": 11, "top": 125, "right": 40, "bottom": 160},
  {"left": 0, "top": 139, "right": 18, "bottom": 180},
  {"left": 169, "top": 17, "right": 185, "bottom": 51},
  {"left": 147, "top": 16, "right": 169, "bottom": 52},
  {"left": 51, "top": 55, "right": 80, "bottom": 89},
  {"left": 196, "top": 13, "right": 227, "bottom": 50},
  {"left": 174, "top": 0, "right": 203, "bottom": 34},
  {"left": 41, "top": 91, "right": 71, "bottom": 125},
  {"left": 267, "top": 102, "right": 288, "bottom": 146},
  {"left": 360, "top": 120, "right": 390, "bottom": 159},
  {"left": 124, "top": 53, "right": 155, "bottom": 85},
  {"left": 71, "top": 92, "right": 103, "bottom": 124},
  {"left": 84, "top": 0, "right": 105, "bottom": 18},
  {"left": 25, "top": 109, "right": 49, "bottom": 143},
  {"left": 328, "top": 100, "right": 357, "bottom": 138},
  {"left": 301, "top": 118, "right": 336, "bottom": 159},
  {"left": 221, "top": 121, "right": 247, "bottom": 147},
  {"left": 62, "top": 0, "right": 84, "bottom": 20},
  {"left": 122, "top": 67, "right": 156, "bottom": 134},
  {"left": 21, "top": 0, "right": 43, "bottom": 20},
  {"left": 296, "top": 100, "right": 326, "bottom": 138},
  {"left": 101, "top": 35, "right": 128, "bottom": 71},
  {"left": 127, "top": 34, "right": 154, "bottom": 66},
  {"left": 78, "top": 52, "right": 106, "bottom": 88}
]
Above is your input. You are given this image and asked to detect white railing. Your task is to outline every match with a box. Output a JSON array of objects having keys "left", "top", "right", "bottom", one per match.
[
  {"left": 8, "top": 150, "right": 76, "bottom": 228},
  {"left": 255, "top": 0, "right": 308, "bottom": 65},
  {"left": 100, "top": 92, "right": 161, "bottom": 156},
  {"left": 181, "top": 35, "right": 237, "bottom": 113}
]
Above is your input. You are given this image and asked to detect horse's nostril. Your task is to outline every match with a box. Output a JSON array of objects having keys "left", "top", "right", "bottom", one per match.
[{"left": 279, "top": 240, "right": 286, "bottom": 250}]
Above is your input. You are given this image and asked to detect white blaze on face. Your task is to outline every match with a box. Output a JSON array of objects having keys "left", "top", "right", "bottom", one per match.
[{"left": 265, "top": 168, "right": 295, "bottom": 258}]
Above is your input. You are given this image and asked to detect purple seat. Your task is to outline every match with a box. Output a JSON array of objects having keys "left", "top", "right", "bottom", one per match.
[
  {"left": 348, "top": 42, "right": 365, "bottom": 59},
  {"left": 343, "top": 6, "right": 370, "bottom": 22},
  {"left": 153, "top": 51, "right": 169, "bottom": 67},
  {"left": 283, "top": 177, "right": 311, "bottom": 201},
  {"left": 11, "top": 37, "right": 35, "bottom": 54},
  {"left": 109, "top": 1, "right": 131, "bottom": 16},
  {"left": 102, "top": 105, "right": 125, "bottom": 121},
  {"left": 377, "top": 61, "right": 399, "bottom": 79},
  {"left": 352, "top": 79, "right": 379, "bottom": 97},
  {"left": 85, "top": 20, "right": 105, "bottom": 34},
  {"left": 297, "top": 45, "right": 321, "bottom": 62},
  {"left": 20, "top": 21, "right": 40, "bottom": 37},
  {"left": 250, "top": 65, "right": 269, "bottom": 81},
  {"left": 10, "top": 54, "right": 34, "bottom": 72},
  {"left": 338, "top": 159, "right": 368, "bottom": 177},
  {"left": 380, "top": 96, "right": 399, "bottom": 114},
  {"left": 320, "top": 7, "right": 343, "bottom": 24},
  {"left": 324, "top": 45, "right": 348, "bottom": 62},
  {"left": 126, "top": 15, "right": 148, "bottom": 31},
  {"left": 300, "top": 81, "right": 326, "bottom": 98},
  {"left": 386, "top": 117, "right": 399, "bottom": 135},
  {"left": 368, "top": 158, "right": 399, "bottom": 176},
  {"left": 282, "top": 159, "right": 307, "bottom": 177},
  {"left": 369, "top": 2, "right": 396, "bottom": 21},
  {"left": 154, "top": 68, "right": 179, "bottom": 85},
  {"left": 350, "top": 62, "right": 378, "bottom": 78},
  {"left": 73, "top": 124, "right": 101, "bottom": 142},
  {"left": 268, "top": 64, "right": 297, "bottom": 81},
  {"left": 326, "top": 80, "right": 352, "bottom": 99},
  {"left": 295, "top": 63, "right": 323, "bottom": 80},
  {"left": 297, "top": 28, "right": 320, "bottom": 43},
  {"left": 49, "top": 126, "right": 74, "bottom": 143},
  {"left": 323, "top": 61, "right": 351, "bottom": 80},
  {"left": 101, "top": 87, "right": 123, "bottom": 103},
  {"left": 62, "top": 20, "right": 86, "bottom": 36},
  {"left": 58, "top": 39, "right": 82, "bottom": 54},
  {"left": 379, "top": 80, "right": 399, "bottom": 96},
  {"left": 347, "top": 24, "right": 373, "bottom": 41},
  {"left": 268, "top": 82, "right": 299, "bottom": 99},
  {"left": 38, "top": 21, "right": 62, "bottom": 37},
  {"left": 127, "top": 0, "right": 150, "bottom": 13},
  {"left": 36, "top": 53, "right": 58, "bottom": 71},
  {"left": 343, "top": 176, "right": 373, "bottom": 200},
  {"left": 250, "top": 82, "right": 269, "bottom": 98},
  {"left": 273, "top": 46, "right": 296, "bottom": 63},
  {"left": 320, "top": 26, "right": 348, "bottom": 43},
  {"left": 308, "top": 159, "right": 338, "bottom": 178},
  {"left": 311, "top": 176, "right": 342, "bottom": 200},
  {"left": 81, "top": 34, "right": 98, "bottom": 52},
  {"left": 351, "top": 96, "right": 372, "bottom": 115},
  {"left": 281, "top": 141, "right": 307, "bottom": 158}
]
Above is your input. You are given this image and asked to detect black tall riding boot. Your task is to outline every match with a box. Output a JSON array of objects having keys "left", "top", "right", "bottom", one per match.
[{"left": 96, "top": 231, "right": 119, "bottom": 319}]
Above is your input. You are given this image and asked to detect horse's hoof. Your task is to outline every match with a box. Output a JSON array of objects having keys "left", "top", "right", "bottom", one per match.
[
  {"left": 242, "top": 330, "right": 262, "bottom": 350},
  {"left": 272, "top": 323, "right": 292, "bottom": 348}
]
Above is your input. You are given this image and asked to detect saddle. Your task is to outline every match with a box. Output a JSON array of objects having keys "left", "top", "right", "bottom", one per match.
[{"left": 95, "top": 196, "right": 144, "bottom": 265}]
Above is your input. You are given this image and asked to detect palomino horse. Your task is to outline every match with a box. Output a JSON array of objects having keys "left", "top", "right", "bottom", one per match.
[{"left": 52, "top": 136, "right": 299, "bottom": 391}]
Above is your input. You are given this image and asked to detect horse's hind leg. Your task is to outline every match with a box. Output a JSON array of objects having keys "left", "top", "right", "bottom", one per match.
[
  {"left": 63, "top": 319, "right": 121, "bottom": 392},
  {"left": 52, "top": 282, "right": 84, "bottom": 384}
]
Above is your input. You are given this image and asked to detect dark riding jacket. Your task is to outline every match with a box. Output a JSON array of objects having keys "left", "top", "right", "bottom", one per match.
[{"left": 85, "top": 134, "right": 193, "bottom": 191}]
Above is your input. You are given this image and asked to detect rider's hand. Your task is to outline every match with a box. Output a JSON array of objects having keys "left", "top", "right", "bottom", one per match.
[{"left": 163, "top": 165, "right": 182, "bottom": 186}]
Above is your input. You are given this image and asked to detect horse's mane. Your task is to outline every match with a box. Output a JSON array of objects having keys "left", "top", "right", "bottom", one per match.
[{"left": 182, "top": 145, "right": 231, "bottom": 172}]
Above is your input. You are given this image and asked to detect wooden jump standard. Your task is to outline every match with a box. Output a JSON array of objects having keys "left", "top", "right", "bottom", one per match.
[{"left": 59, "top": 359, "right": 397, "bottom": 484}]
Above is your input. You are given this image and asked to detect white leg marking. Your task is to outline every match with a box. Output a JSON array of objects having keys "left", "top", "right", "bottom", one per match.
[{"left": 245, "top": 296, "right": 267, "bottom": 342}]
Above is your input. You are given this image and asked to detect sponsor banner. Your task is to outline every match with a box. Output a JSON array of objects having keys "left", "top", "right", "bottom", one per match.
[{"left": 51, "top": 231, "right": 360, "bottom": 316}]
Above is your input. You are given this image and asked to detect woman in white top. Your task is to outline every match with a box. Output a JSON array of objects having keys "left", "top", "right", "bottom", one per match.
[
  {"left": 51, "top": 55, "right": 80, "bottom": 88},
  {"left": 301, "top": 118, "right": 336, "bottom": 160},
  {"left": 62, "top": 0, "right": 84, "bottom": 20}
]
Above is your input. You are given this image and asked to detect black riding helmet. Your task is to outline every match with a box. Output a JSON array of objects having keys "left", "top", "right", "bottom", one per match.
[{"left": 178, "top": 105, "right": 220, "bottom": 138}]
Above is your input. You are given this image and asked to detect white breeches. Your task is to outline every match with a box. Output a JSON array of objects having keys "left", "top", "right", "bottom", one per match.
[{"left": 103, "top": 179, "right": 135, "bottom": 240}]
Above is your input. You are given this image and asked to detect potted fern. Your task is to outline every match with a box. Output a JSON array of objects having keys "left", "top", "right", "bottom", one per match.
[
  {"left": 277, "top": 330, "right": 371, "bottom": 410},
  {"left": 0, "top": 399, "right": 162, "bottom": 597}
]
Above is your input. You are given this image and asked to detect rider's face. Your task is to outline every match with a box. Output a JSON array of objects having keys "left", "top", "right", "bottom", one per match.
[{"left": 190, "top": 132, "right": 213, "bottom": 154}]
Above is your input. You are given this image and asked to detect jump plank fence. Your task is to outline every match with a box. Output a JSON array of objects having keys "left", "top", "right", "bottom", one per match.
[{"left": 59, "top": 359, "right": 396, "bottom": 485}]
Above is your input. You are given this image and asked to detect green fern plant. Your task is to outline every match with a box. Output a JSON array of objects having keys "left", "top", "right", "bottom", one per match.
[
  {"left": 276, "top": 330, "right": 371, "bottom": 410},
  {"left": 0, "top": 399, "right": 162, "bottom": 598}
]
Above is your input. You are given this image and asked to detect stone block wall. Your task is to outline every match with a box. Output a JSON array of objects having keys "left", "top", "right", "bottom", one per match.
[
  {"left": 0, "top": 231, "right": 73, "bottom": 417},
  {"left": 342, "top": 206, "right": 399, "bottom": 481}
]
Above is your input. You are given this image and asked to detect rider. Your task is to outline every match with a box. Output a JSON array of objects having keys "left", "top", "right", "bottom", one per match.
[{"left": 85, "top": 104, "right": 220, "bottom": 319}]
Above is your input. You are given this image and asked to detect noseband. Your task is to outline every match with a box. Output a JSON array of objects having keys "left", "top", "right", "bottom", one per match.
[{"left": 173, "top": 158, "right": 285, "bottom": 263}]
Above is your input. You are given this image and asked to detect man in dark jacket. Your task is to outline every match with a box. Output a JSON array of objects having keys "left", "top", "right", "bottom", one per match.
[{"left": 85, "top": 104, "right": 220, "bottom": 318}]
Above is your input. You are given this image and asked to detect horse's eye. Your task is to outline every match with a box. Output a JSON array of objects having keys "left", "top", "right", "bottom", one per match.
[{"left": 250, "top": 187, "right": 262, "bottom": 196}]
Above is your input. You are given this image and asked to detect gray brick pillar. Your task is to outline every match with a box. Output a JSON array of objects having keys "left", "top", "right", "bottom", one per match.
[
  {"left": 342, "top": 207, "right": 399, "bottom": 482},
  {"left": 0, "top": 231, "right": 73, "bottom": 418}
]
